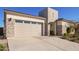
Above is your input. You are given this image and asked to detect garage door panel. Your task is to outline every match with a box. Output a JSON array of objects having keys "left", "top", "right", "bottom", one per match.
[{"left": 14, "top": 23, "right": 42, "bottom": 38}]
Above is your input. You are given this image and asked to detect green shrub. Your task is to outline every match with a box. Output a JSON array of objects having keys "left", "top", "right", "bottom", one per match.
[
  {"left": 62, "top": 33, "right": 68, "bottom": 39},
  {"left": 64, "top": 33, "right": 67, "bottom": 36},
  {"left": 64, "top": 33, "right": 68, "bottom": 37},
  {"left": 0, "top": 44, "right": 5, "bottom": 51}
]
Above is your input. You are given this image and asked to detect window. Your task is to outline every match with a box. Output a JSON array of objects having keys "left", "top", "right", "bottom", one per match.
[
  {"left": 15, "top": 20, "right": 23, "bottom": 23},
  {"left": 31, "top": 22, "right": 36, "bottom": 24},
  {"left": 24, "top": 21, "right": 30, "bottom": 24},
  {"left": 37, "top": 22, "right": 42, "bottom": 24},
  {"left": 15, "top": 19, "right": 43, "bottom": 25}
]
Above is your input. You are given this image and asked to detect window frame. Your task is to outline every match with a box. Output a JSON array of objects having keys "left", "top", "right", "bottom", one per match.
[{"left": 15, "top": 20, "right": 23, "bottom": 23}]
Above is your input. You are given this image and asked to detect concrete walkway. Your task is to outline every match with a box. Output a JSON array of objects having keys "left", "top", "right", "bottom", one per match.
[{"left": 7, "top": 36, "right": 79, "bottom": 51}]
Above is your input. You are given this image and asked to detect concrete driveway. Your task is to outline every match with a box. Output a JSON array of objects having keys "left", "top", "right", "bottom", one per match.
[
  {"left": 37, "top": 36, "right": 79, "bottom": 51},
  {"left": 7, "top": 36, "right": 79, "bottom": 51}
]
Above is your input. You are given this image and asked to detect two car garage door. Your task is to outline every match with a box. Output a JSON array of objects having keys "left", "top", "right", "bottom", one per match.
[{"left": 14, "top": 20, "right": 43, "bottom": 38}]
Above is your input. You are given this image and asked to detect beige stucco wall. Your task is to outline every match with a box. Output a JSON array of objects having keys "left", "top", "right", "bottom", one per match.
[
  {"left": 5, "top": 18, "right": 15, "bottom": 38},
  {"left": 56, "top": 20, "right": 75, "bottom": 35},
  {"left": 48, "top": 8, "right": 58, "bottom": 35},
  {"left": 6, "top": 14, "right": 45, "bottom": 23},
  {"left": 48, "top": 8, "right": 58, "bottom": 23},
  {"left": 62, "top": 21, "right": 75, "bottom": 35},
  {"left": 62, "top": 21, "right": 70, "bottom": 34}
]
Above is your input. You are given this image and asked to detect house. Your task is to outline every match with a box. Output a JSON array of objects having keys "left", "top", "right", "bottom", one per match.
[
  {"left": 3, "top": 7, "right": 79, "bottom": 39},
  {"left": 4, "top": 8, "right": 58, "bottom": 39}
]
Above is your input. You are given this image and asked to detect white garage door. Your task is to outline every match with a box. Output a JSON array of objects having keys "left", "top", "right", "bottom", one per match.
[{"left": 14, "top": 20, "right": 42, "bottom": 38}]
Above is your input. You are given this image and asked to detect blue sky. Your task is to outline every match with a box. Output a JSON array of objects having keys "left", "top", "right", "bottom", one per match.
[{"left": 0, "top": 7, "right": 79, "bottom": 27}]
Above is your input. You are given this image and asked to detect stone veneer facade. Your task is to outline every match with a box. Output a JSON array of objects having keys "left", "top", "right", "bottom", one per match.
[{"left": 4, "top": 12, "right": 15, "bottom": 38}]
